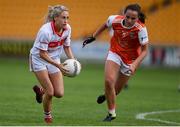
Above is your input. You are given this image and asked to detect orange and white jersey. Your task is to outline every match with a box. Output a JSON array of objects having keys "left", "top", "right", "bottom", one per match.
[
  {"left": 30, "top": 21, "right": 71, "bottom": 59},
  {"left": 106, "top": 15, "right": 149, "bottom": 64}
]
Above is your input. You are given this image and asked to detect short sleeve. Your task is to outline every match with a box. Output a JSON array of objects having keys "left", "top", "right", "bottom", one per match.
[
  {"left": 34, "top": 30, "right": 49, "bottom": 50},
  {"left": 138, "top": 27, "right": 149, "bottom": 45},
  {"left": 64, "top": 26, "right": 71, "bottom": 46},
  {"left": 106, "top": 15, "right": 117, "bottom": 28}
]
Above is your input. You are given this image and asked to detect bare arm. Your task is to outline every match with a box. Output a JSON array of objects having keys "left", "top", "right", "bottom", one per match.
[
  {"left": 40, "top": 50, "right": 59, "bottom": 67},
  {"left": 93, "top": 23, "right": 108, "bottom": 38},
  {"left": 130, "top": 43, "right": 148, "bottom": 74},
  {"left": 63, "top": 46, "right": 75, "bottom": 59},
  {"left": 82, "top": 23, "right": 108, "bottom": 47},
  {"left": 39, "top": 50, "right": 67, "bottom": 72}
]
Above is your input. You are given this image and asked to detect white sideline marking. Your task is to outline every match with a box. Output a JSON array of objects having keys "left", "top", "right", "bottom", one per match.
[{"left": 136, "top": 109, "right": 180, "bottom": 125}]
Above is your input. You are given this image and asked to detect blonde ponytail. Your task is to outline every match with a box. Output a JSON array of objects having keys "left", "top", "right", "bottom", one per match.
[{"left": 45, "top": 5, "right": 68, "bottom": 23}]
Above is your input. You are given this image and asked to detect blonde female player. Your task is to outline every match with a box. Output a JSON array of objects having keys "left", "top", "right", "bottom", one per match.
[
  {"left": 29, "top": 5, "right": 75, "bottom": 123},
  {"left": 83, "top": 4, "right": 149, "bottom": 121}
]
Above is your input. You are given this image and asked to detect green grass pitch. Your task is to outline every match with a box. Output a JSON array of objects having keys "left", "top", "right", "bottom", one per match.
[{"left": 0, "top": 58, "right": 179, "bottom": 125}]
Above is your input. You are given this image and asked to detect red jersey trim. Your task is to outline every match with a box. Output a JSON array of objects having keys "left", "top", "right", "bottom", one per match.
[
  {"left": 48, "top": 40, "right": 65, "bottom": 48},
  {"left": 51, "top": 21, "right": 66, "bottom": 37}
]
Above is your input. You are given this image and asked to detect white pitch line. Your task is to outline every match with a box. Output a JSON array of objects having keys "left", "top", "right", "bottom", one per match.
[{"left": 136, "top": 109, "right": 180, "bottom": 125}]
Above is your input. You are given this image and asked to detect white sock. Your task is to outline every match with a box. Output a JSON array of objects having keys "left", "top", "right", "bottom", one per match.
[
  {"left": 109, "top": 109, "right": 116, "bottom": 117},
  {"left": 44, "top": 111, "right": 52, "bottom": 118}
]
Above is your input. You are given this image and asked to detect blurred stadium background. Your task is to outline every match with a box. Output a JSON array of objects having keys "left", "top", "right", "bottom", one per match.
[
  {"left": 0, "top": 0, "right": 180, "bottom": 125},
  {"left": 0, "top": 0, "right": 180, "bottom": 66}
]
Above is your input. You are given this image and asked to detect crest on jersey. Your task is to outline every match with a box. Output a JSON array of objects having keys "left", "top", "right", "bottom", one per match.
[
  {"left": 141, "top": 36, "right": 147, "bottom": 41},
  {"left": 129, "top": 32, "right": 135, "bottom": 39}
]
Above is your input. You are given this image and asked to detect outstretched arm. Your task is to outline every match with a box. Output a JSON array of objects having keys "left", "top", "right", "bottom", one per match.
[
  {"left": 82, "top": 23, "right": 108, "bottom": 47},
  {"left": 93, "top": 23, "right": 107, "bottom": 38}
]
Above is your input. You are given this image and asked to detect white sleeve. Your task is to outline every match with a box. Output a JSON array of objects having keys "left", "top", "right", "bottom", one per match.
[
  {"left": 138, "top": 27, "right": 149, "bottom": 45},
  {"left": 64, "top": 26, "right": 71, "bottom": 46},
  {"left": 34, "top": 30, "right": 49, "bottom": 50},
  {"left": 106, "top": 15, "right": 116, "bottom": 28}
]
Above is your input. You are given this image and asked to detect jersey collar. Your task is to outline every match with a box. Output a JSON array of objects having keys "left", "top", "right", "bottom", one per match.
[
  {"left": 121, "top": 17, "right": 136, "bottom": 29},
  {"left": 51, "top": 21, "right": 67, "bottom": 37}
]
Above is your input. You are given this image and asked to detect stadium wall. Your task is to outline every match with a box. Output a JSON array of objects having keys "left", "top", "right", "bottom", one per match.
[
  {"left": 0, "top": 0, "right": 179, "bottom": 66},
  {"left": 0, "top": 40, "right": 179, "bottom": 67},
  {"left": 0, "top": 0, "right": 180, "bottom": 46}
]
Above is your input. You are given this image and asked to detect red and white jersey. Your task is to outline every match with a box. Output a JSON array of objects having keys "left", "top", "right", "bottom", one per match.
[
  {"left": 30, "top": 21, "right": 71, "bottom": 59},
  {"left": 106, "top": 15, "right": 149, "bottom": 64}
]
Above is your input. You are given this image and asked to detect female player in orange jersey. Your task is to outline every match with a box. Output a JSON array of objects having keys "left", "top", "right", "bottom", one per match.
[
  {"left": 29, "top": 5, "right": 75, "bottom": 123},
  {"left": 83, "top": 4, "right": 149, "bottom": 121}
]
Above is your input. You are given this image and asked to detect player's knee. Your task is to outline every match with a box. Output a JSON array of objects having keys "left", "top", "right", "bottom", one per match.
[
  {"left": 54, "top": 91, "right": 64, "bottom": 98},
  {"left": 45, "top": 89, "right": 54, "bottom": 97}
]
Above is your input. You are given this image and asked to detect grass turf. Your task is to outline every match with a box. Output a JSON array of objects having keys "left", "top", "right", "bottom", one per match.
[{"left": 0, "top": 58, "right": 179, "bottom": 125}]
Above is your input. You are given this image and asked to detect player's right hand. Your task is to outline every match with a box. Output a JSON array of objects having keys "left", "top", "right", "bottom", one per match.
[
  {"left": 82, "top": 36, "right": 96, "bottom": 48},
  {"left": 57, "top": 63, "right": 69, "bottom": 76}
]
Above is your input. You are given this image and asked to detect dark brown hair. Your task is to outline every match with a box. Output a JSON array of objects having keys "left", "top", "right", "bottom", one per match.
[{"left": 124, "top": 4, "right": 146, "bottom": 23}]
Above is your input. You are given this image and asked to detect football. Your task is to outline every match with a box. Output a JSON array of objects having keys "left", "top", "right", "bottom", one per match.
[{"left": 63, "top": 59, "right": 81, "bottom": 77}]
